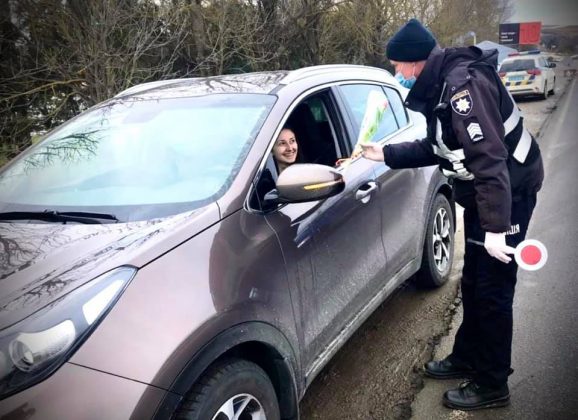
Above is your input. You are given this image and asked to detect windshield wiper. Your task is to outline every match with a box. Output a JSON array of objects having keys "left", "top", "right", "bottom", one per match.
[{"left": 0, "top": 210, "right": 120, "bottom": 224}]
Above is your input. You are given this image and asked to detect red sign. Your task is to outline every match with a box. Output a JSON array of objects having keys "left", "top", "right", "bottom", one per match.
[{"left": 519, "top": 21, "right": 542, "bottom": 45}]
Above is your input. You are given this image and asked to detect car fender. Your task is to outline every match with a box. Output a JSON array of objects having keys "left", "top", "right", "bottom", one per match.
[
  {"left": 417, "top": 171, "right": 454, "bottom": 262},
  {"left": 151, "top": 321, "right": 300, "bottom": 420}
]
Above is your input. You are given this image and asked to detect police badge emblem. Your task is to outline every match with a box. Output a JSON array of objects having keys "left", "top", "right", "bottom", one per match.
[{"left": 451, "top": 90, "right": 473, "bottom": 116}]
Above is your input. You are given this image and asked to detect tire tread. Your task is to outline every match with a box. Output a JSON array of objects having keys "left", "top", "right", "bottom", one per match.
[
  {"left": 175, "top": 358, "right": 273, "bottom": 419},
  {"left": 416, "top": 194, "right": 454, "bottom": 288}
]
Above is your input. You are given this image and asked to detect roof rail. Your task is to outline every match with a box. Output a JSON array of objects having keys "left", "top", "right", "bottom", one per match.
[
  {"left": 509, "top": 49, "right": 541, "bottom": 57},
  {"left": 114, "top": 78, "right": 196, "bottom": 98},
  {"left": 280, "top": 64, "right": 391, "bottom": 84}
]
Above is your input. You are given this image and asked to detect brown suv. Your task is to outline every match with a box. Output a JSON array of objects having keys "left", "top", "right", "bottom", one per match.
[{"left": 0, "top": 65, "right": 454, "bottom": 419}]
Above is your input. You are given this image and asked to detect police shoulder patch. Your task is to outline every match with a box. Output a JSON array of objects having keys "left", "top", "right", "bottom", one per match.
[
  {"left": 464, "top": 117, "right": 484, "bottom": 142},
  {"left": 451, "top": 90, "right": 473, "bottom": 116}
]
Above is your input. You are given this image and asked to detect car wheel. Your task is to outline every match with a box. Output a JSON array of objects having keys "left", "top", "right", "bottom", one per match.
[
  {"left": 175, "top": 358, "right": 280, "bottom": 420},
  {"left": 541, "top": 81, "right": 548, "bottom": 100},
  {"left": 549, "top": 78, "right": 556, "bottom": 95},
  {"left": 416, "top": 194, "right": 454, "bottom": 288}
]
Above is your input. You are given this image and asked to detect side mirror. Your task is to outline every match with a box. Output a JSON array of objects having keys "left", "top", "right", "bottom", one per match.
[
  {"left": 266, "top": 163, "right": 345, "bottom": 204},
  {"left": 549, "top": 62, "right": 557, "bottom": 68}
]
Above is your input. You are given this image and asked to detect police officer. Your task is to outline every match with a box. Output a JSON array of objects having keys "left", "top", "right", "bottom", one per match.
[{"left": 361, "top": 19, "right": 544, "bottom": 410}]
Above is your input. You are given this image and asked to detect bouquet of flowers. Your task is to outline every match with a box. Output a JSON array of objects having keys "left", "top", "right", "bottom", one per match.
[{"left": 338, "top": 90, "right": 389, "bottom": 169}]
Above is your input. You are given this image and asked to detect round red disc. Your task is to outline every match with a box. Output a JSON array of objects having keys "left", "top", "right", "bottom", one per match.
[
  {"left": 521, "top": 245, "right": 541, "bottom": 265},
  {"left": 515, "top": 239, "right": 547, "bottom": 271}
]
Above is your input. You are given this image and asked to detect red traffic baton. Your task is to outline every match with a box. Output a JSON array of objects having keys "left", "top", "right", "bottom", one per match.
[{"left": 514, "top": 239, "right": 548, "bottom": 271}]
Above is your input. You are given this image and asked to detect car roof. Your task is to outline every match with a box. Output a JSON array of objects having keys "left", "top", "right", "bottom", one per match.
[
  {"left": 278, "top": 64, "right": 396, "bottom": 86},
  {"left": 114, "top": 65, "right": 397, "bottom": 100},
  {"left": 501, "top": 55, "right": 543, "bottom": 63}
]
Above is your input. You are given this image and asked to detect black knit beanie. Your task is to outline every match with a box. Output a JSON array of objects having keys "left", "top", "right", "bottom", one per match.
[{"left": 386, "top": 18, "right": 437, "bottom": 62}]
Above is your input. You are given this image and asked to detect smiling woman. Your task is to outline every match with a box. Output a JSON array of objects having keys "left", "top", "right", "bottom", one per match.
[{"left": 272, "top": 127, "right": 300, "bottom": 173}]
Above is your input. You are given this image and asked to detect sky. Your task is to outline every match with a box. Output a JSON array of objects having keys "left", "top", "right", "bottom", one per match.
[{"left": 509, "top": 0, "right": 578, "bottom": 26}]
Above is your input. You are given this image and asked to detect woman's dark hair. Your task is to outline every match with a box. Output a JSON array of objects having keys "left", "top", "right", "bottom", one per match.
[{"left": 280, "top": 124, "right": 295, "bottom": 134}]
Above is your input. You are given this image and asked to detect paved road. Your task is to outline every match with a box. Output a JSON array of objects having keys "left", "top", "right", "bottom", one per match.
[
  {"left": 509, "top": 74, "right": 578, "bottom": 420},
  {"left": 412, "top": 75, "right": 578, "bottom": 420}
]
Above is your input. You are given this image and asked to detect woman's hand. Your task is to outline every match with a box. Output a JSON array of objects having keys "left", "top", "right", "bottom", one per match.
[{"left": 359, "top": 143, "right": 385, "bottom": 162}]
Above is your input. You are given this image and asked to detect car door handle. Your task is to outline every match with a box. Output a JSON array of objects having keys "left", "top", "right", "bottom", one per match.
[{"left": 355, "top": 181, "right": 378, "bottom": 203}]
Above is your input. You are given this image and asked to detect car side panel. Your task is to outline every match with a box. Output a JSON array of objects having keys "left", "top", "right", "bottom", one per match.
[
  {"left": 372, "top": 110, "right": 434, "bottom": 275},
  {"left": 70, "top": 210, "right": 300, "bottom": 392}
]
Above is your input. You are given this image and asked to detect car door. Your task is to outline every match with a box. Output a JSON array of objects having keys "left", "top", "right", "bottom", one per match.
[
  {"left": 537, "top": 57, "right": 550, "bottom": 89},
  {"left": 335, "top": 83, "right": 432, "bottom": 278},
  {"left": 543, "top": 57, "right": 555, "bottom": 87},
  {"left": 250, "top": 88, "right": 388, "bottom": 379}
]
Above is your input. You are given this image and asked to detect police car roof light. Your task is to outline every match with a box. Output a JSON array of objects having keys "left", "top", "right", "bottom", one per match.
[{"left": 520, "top": 50, "right": 541, "bottom": 56}]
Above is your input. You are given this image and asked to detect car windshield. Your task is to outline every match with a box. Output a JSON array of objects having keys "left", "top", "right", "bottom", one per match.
[
  {"left": 0, "top": 94, "right": 276, "bottom": 221},
  {"left": 500, "top": 59, "right": 535, "bottom": 72}
]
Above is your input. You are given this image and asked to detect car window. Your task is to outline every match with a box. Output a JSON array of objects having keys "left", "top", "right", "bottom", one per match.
[
  {"left": 383, "top": 86, "right": 408, "bottom": 128},
  {"left": 339, "top": 84, "right": 398, "bottom": 145},
  {"left": 500, "top": 59, "right": 535, "bottom": 72},
  {"left": 285, "top": 92, "right": 342, "bottom": 167},
  {"left": 250, "top": 155, "right": 279, "bottom": 211},
  {"left": 251, "top": 91, "right": 344, "bottom": 211},
  {"left": 307, "top": 96, "right": 329, "bottom": 123}
]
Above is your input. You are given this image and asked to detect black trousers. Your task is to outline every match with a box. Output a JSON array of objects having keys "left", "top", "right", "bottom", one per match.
[{"left": 451, "top": 193, "right": 537, "bottom": 388}]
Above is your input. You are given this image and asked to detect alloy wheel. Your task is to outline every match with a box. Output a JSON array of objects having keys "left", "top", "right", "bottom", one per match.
[
  {"left": 432, "top": 207, "right": 452, "bottom": 273},
  {"left": 213, "top": 393, "right": 267, "bottom": 420}
]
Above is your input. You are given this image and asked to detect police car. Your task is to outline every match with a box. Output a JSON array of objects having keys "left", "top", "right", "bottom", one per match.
[{"left": 498, "top": 50, "right": 556, "bottom": 100}]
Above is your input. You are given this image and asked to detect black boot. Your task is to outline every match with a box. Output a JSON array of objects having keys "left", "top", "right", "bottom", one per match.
[
  {"left": 424, "top": 356, "right": 475, "bottom": 379},
  {"left": 443, "top": 380, "right": 510, "bottom": 411}
]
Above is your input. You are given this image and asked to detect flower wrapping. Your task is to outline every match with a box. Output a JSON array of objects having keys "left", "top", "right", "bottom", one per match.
[{"left": 337, "top": 90, "right": 389, "bottom": 169}]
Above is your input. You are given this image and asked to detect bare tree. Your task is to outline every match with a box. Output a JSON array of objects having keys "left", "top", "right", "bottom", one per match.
[
  {"left": 0, "top": 0, "right": 516, "bottom": 166},
  {"left": 1, "top": 0, "right": 190, "bottom": 164},
  {"left": 428, "top": 0, "right": 513, "bottom": 46}
]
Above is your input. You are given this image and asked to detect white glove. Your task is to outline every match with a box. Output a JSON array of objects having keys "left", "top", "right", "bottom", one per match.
[{"left": 484, "top": 232, "right": 516, "bottom": 263}]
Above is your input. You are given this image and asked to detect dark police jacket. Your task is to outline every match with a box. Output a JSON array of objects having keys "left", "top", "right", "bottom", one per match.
[{"left": 383, "top": 46, "right": 544, "bottom": 233}]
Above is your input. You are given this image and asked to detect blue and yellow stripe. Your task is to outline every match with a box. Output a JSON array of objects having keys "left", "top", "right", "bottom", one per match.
[{"left": 504, "top": 75, "right": 536, "bottom": 87}]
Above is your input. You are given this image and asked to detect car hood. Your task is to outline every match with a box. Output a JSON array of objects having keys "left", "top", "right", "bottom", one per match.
[{"left": 0, "top": 203, "right": 220, "bottom": 330}]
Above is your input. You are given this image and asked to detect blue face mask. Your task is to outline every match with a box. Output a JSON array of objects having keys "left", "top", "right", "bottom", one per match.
[
  {"left": 395, "top": 72, "right": 416, "bottom": 89},
  {"left": 394, "top": 63, "right": 416, "bottom": 89}
]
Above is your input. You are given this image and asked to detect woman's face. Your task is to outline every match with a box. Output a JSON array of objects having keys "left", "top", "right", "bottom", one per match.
[{"left": 273, "top": 129, "right": 298, "bottom": 167}]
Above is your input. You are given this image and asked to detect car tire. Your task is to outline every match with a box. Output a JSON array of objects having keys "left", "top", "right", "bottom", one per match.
[
  {"left": 541, "top": 81, "right": 548, "bottom": 100},
  {"left": 175, "top": 358, "right": 281, "bottom": 420},
  {"left": 549, "top": 78, "right": 556, "bottom": 95},
  {"left": 416, "top": 194, "right": 454, "bottom": 288}
]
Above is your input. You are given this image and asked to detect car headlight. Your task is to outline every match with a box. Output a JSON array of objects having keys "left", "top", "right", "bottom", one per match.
[{"left": 0, "top": 266, "right": 136, "bottom": 400}]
